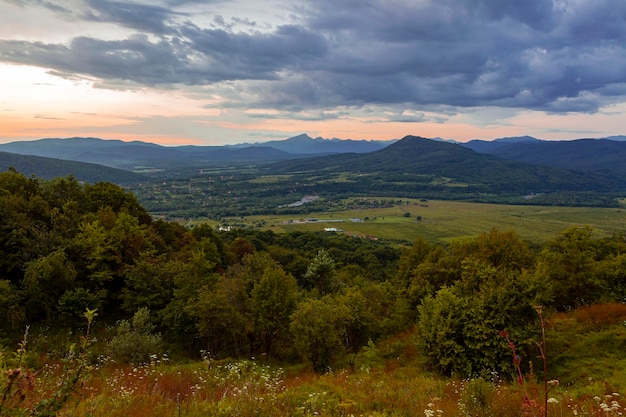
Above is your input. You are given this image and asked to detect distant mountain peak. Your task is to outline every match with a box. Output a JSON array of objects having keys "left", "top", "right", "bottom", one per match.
[
  {"left": 495, "top": 136, "right": 541, "bottom": 143},
  {"left": 284, "top": 133, "right": 314, "bottom": 142}
]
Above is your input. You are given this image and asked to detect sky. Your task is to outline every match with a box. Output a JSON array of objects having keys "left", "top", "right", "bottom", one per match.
[{"left": 0, "top": 0, "right": 625, "bottom": 146}]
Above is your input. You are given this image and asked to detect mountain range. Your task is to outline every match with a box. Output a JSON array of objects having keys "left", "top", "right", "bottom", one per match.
[
  {"left": 226, "top": 133, "right": 389, "bottom": 154},
  {"left": 1, "top": 134, "right": 625, "bottom": 200},
  {"left": 266, "top": 135, "right": 626, "bottom": 195},
  {"left": 461, "top": 136, "right": 626, "bottom": 175},
  {"left": 0, "top": 134, "right": 387, "bottom": 173}
]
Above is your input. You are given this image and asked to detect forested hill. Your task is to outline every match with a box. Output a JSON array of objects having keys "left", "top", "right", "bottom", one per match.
[
  {"left": 264, "top": 135, "right": 626, "bottom": 194},
  {"left": 0, "top": 151, "right": 146, "bottom": 183},
  {"left": 464, "top": 138, "right": 626, "bottom": 176},
  {"left": 0, "top": 135, "right": 383, "bottom": 171}
]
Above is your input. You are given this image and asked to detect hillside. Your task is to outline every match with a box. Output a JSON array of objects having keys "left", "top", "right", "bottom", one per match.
[
  {"left": 463, "top": 135, "right": 541, "bottom": 153},
  {"left": 464, "top": 138, "right": 626, "bottom": 175},
  {"left": 264, "top": 135, "right": 626, "bottom": 195},
  {"left": 0, "top": 151, "right": 146, "bottom": 183},
  {"left": 0, "top": 135, "right": 387, "bottom": 171}
]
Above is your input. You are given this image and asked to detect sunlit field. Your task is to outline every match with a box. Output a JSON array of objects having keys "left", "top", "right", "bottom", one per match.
[{"left": 214, "top": 199, "right": 626, "bottom": 243}]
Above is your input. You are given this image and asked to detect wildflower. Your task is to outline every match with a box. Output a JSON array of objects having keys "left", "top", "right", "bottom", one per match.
[{"left": 548, "top": 398, "right": 559, "bottom": 404}]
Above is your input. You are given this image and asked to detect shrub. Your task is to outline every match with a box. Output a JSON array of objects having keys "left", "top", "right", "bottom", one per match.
[{"left": 108, "top": 308, "right": 162, "bottom": 364}]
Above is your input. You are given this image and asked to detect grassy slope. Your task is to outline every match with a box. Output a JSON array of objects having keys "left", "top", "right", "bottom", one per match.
[
  {"left": 549, "top": 304, "right": 626, "bottom": 394},
  {"left": 42, "top": 305, "right": 625, "bottom": 416}
]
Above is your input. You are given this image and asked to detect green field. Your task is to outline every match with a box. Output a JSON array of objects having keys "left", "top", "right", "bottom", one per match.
[{"left": 214, "top": 199, "right": 626, "bottom": 243}]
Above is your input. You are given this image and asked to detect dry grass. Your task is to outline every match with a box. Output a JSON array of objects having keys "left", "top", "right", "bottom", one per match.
[{"left": 4, "top": 305, "right": 621, "bottom": 417}]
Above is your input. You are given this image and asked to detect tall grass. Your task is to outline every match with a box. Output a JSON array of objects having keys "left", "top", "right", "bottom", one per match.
[{"left": 4, "top": 304, "right": 623, "bottom": 417}]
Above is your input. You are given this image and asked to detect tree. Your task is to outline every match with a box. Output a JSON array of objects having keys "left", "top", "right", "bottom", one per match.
[
  {"left": 336, "top": 287, "right": 376, "bottom": 366},
  {"left": 84, "top": 181, "right": 151, "bottom": 225},
  {"left": 290, "top": 296, "right": 349, "bottom": 372},
  {"left": 229, "top": 237, "right": 256, "bottom": 263},
  {"left": 302, "top": 249, "right": 340, "bottom": 295},
  {"left": 22, "top": 249, "right": 77, "bottom": 322},
  {"left": 416, "top": 265, "right": 543, "bottom": 378},
  {"left": 417, "top": 288, "right": 469, "bottom": 376},
  {"left": 186, "top": 277, "right": 246, "bottom": 357},
  {"left": 395, "top": 236, "right": 432, "bottom": 288},
  {"left": 536, "top": 226, "right": 603, "bottom": 310},
  {"left": 57, "top": 287, "right": 102, "bottom": 330},
  {"left": 73, "top": 208, "right": 156, "bottom": 315},
  {"left": 121, "top": 255, "right": 174, "bottom": 314},
  {"left": 160, "top": 249, "right": 221, "bottom": 350},
  {"left": 414, "top": 230, "right": 542, "bottom": 378},
  {"left": 0, "top": 280, "right": 24, "bottom": 336},
  {"left": 250, "top": 267, "right": 298, "bottom": 358}
]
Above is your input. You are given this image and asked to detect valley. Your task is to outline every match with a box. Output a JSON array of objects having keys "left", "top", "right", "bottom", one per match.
[{"left": 205, "top": 199, "right": 626, "bottom": 244}]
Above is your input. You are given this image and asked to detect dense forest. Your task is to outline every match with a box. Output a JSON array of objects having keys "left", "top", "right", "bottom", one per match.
[{"left": 1, "top": 168, "right": 626, "bottom": 379}]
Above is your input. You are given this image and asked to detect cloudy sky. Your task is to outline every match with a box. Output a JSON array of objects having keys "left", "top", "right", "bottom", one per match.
[{"left": 1, "top": 0, "right": 625, "bottom": 145}]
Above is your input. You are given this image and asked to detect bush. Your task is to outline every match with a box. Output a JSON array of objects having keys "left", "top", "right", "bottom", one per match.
[
  {"left": 108, "top": 308, "right": 162, "bottom": 364},
  {"left": 416, "top": 265, "right": 541, "bottom": 378}
]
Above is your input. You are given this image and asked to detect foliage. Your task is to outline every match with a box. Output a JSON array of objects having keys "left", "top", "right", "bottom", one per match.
[
  {"left": 415, "top": 230, "right": 545, "bottom": 378},
  {"left": 185, "top": 277, "right": 246, "bottom": 358},
  {"left": 108, "top": 308, "right": 163, "bottom": 365},
  {"left": 290, "top": 296, "right": 349, "bottom": 373},
  {"left": 537, "top": 226, "right": 608, "bottom": 310},
  {"left": 250, "top": 266, "right": 299, "bottom": 357},
  {"left": 0, "top": 309, "right": 96, "bottom": 417},
  {"left": 302, "top": 249, "right": 339, "bottom": 295}
]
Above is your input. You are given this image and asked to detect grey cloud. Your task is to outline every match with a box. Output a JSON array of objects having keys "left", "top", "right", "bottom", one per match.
[
  {"left": 177, "top": 23, "right": 328, "bottom": 79},
  {"left": 0, "top": 36, "right": 184, "bottom": 85},
  {"left": 5, "top": 0, "right": 73, "bottom": 14},
  {"left": 81, "top": 0, "right": 179, "bottom": 34},
  {"left": 246, "top": 109, "right": 348, "bottom": 121},
  {"left": 162, "top": 0, "right": 225, "bottom": 5},
  {"left": 1, "top": 0, "right": 625, "bottom": 115},
  {"left": 560, "top": 0, "right": 626, "bottom": 43},
  {"left": 462, "top": 0, "right": 557, "bottom": 30},
  {"left": 260, "top": 0, "right": 626, "bottom": 112},
  {"left": 0, "top": 21, "right": 328, "bottom": 85}
]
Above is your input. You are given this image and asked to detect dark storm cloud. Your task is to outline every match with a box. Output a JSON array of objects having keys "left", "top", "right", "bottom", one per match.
[
  {"left": 179, "top": 23, "right": 327, "bottom": 78},
  {"left": 1, "top": 0, "right": 625, "bottom": 113},
  {"left": 0, "top": 22, "right": 327, "bottom": 85},
  {"left": 81, "top": 0, "right": 179, "bottom": 34},
  {"left": 261, "top": 0, "right": 626, "bottom": 112}
]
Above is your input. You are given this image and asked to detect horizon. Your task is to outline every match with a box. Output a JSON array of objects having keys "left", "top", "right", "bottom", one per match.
[
  {"left": 1, "top": 1, "right": 625, "bottom": 146},
  {"left": 2, "top": 132, "right": 626, "bottom": 149}
]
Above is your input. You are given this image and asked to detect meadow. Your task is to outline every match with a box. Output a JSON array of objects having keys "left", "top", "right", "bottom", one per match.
[
  {"left": 6, "top": 304, "right": 626, "bottom": 417},
  {"left": 215, "top": 199, "right": 626, "bottom": 243}
]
